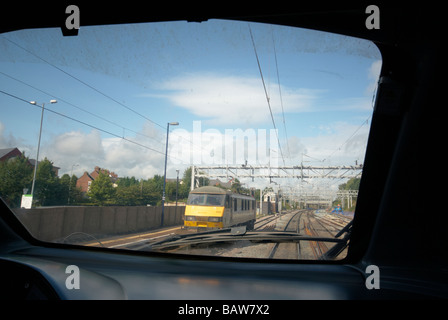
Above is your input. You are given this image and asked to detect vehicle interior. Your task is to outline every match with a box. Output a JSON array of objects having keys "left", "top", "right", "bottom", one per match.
[{"left": 0, "top": 2, "right": 446, "bottom": 302}]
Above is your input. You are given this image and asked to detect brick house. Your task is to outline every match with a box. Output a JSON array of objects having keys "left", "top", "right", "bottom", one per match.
[
  {"left": 76, "top": 166, "right": 118, "bottom": 193},
  {"left": 0, "top": 147, "right": 22, "bottom": 162},
  {"left": 0, "top": 147, "right": 59, "bottom": 176}
]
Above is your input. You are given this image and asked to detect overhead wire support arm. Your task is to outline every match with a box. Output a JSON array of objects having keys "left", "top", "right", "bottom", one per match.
[{"left": 191, "top": 164, "right": 363, "bottom": 182}]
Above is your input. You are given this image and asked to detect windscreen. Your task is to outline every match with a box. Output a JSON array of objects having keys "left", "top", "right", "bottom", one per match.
[
  {"left": 187, "top": 194, "right": 225, "bottom": 206},
  {"left": 0, "top": 18, "right": 381, "bottom": 260}
]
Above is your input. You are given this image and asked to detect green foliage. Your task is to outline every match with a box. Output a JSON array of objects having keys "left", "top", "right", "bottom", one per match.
[
  {"left": 112, "top": 170, "right": 191, "bottom": 206},
  {"left": 115, "top": 181, "right": 159, "bottom": 206},
  {"left": 34, "top": 158, "right": 61, "bottom": 206},
  {"left": 63, "top": 173, "right": 82, "bottom": 205},
  {"left": 87, "top": 172, "right": 116, "bottom": 205},
  {"left": 338, "top": 177, "right": 360, "bottom": 191},
  {"left": 116, "top": 176, "right": 139, "bottom": 188},
  {"left": 0, "top": 158, "right": 195, "bottom": 207},
  {"left": 336, "top": 177, "right": 360, "bottom": 211},
  {"left": 0, "top": 154, "right": 33, "bottom": 207},
  {"left": 0, "top": 156, "right": 84, "bottom": 207}
]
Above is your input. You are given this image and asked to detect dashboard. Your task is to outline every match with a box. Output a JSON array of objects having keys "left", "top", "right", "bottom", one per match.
[{"left": 1, "top": 243, "right": 444, "bottom": 300}]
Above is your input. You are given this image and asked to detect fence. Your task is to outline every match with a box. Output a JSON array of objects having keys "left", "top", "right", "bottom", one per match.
[{"left": 13, "top": 205, "right": 185, "bottom": 243}]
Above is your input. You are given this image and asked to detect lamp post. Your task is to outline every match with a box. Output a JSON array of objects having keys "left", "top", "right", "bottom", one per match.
[
  {"left": 161, "top": 121, "right": 179, "bottom": 227},
  {"left": 29, "top": 100, "right": 57, "bottom": 206}
]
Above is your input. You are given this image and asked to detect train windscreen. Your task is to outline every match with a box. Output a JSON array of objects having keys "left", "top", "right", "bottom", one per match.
[
  {"left": 187, "top": 194, "right": 226, "bottom": 206},
  {"left": 0, "top": 16, "right": 381, "bottom": 260}
]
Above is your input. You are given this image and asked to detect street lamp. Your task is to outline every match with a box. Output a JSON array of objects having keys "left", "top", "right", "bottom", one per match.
[
  {"left": 29, "top": 100, "right": 57, "bottom": 206},
  {"left": 161, "top": 121, "right": 179, "bottom": 226}
]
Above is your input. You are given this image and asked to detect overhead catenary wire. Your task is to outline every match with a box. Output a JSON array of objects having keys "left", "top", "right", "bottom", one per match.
[
  {"left": 0, "top": 70, "right": 166, "bottom": 148},
  {"left": 1, "top": 36, "right": 164, "bottom": 130},
  {"left": 1, "top": 35, "right": 210, "bottom": 156},
  {"left": 0, "top": 89, "right": 185, "bottom": 162},
  {"left": 324, "top": 115, "right": 372, "bottom": 162},
  {"left": 272, "top": 31, "right": 291, "bottom": 162},
  {"left": 248, "top": 24, "right": 286, "bottom": 166},
  {"left": 324, "top": 76, "right": 378, "bottom": 164}
]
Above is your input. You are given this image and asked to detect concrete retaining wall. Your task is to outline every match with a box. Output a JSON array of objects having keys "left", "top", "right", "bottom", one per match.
[{"left": 13, "top": 205, "right": 185, "bottom": 242}]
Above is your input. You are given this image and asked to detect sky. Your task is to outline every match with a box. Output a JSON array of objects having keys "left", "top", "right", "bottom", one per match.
[{"left": 0, "top": 19, "right": 381, "bottom": 191}]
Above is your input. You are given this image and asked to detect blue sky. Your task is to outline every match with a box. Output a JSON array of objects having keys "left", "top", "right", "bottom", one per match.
[{"left": 0, "top": 19, "right": 381, "bottom": 188}]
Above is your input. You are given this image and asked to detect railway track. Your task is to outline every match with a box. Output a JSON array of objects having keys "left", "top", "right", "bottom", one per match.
[
  {"left": 80, "top": 209, "right": 352, "bottom": 260},
  {"left": 254, "top": 214, "right": 281, "bottom": 231},
  {"left": 304, "top": 214, "right": 328, "bottom": 259},
  {"left": 303, "top": 211, "right": 353, "bottom": 259},
  {"left": 267, "top": 210, "right": 304, "bottom": 259},
  {"left": 267, "top": 209, "right": 352, "bottom": 260}
]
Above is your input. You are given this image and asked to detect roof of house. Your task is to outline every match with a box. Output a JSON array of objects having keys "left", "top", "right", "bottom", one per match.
[{"left": 0, "top": 147, "right": 20, "bottom": 160}]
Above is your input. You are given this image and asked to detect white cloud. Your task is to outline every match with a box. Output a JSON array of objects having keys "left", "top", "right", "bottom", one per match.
[
  {"left": 1, "top": 116, "right": 370, "bottom": 188},
  {"left": 1, "top": 61, "right": 378, "bottom": 182},
  {"left": 41, "top": 126, "right": 168, "bottom": 179},
  {"left": 300, "top": 121, "right": 370, "bottom": 165},
  {"left": 44, "top": 130, "right": 105, "bottom": 176},
  {"left": 153, "top": 73, "right": 318, "bottom": 126},
  {"left": 102, "top": 137, "right": 165, "bottom": 178},
  {"left": 284, "top": 136, "right": 307, "bottom": 161},
  {"left": 53, "top": 130, "right": 104, "bottom": 157}
]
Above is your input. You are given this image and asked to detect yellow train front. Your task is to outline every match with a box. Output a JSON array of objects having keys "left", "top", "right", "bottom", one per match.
[{"left": 184, "top": 186, "right": 256, "bottom": 230}]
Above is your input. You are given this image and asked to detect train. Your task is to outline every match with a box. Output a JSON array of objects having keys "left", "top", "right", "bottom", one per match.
[{"left": 184, "top": 186, "right": 256, "bottom": 230}]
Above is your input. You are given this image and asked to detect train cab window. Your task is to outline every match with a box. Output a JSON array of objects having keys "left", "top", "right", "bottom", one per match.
[
  {"left": 187, "top": 193, "right": 225, "bottom": 206},
  {"left": 187, "top": 194, "right": 205, "bottom": 205},
  {"left": 0, "top": 17, "right": 381, "bottom": 261}
]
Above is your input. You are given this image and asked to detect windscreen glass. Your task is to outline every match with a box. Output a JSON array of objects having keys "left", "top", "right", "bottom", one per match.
[
  {"left": 0, "top": 19, "right": 381, "bottom": 260},
  {"left": 187, "top": 194, "right": 225, "bottom": 206}
]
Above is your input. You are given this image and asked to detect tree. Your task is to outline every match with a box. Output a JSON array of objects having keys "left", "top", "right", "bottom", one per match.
[
  {"left": 0, "top": 154, "right": 33, "bottom": 207},
  {"left": 179, "top": 167, "right": 192, "bottom": 199},
  {"left": 184, "top": 167, "right": 209, "bottom": 191},
  {"left": 33, "top": 158, "right": 62, "bottom": 206},
  {"left": 88, "top": 172, "right": 116, "bottom": 206},
  {"left": 115, "top": 184, "right": 141, "bottom": 206},
  {"left": 337, "top": 177, "right": 360, "bottom": 210},
  {"left": 116, "top": 176, "right": 139, "bottom": 188},
  {"left": 59, "top": 174, "right": 71, "bottom": 204},
  {"left": 60, "top": 173, "right": 82, "bottom": 205},
  {"left": 231, "top": 178, "right": 243, "bottom": 194},
  {"left": 165, "top": 180, "right": 178, "bottom": 203},
  {"left": 231, "top": 178, "right": 250, "bottom": 195},
  {"left": 338, "top": 177, "right": 361, "bottom": 191}
]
